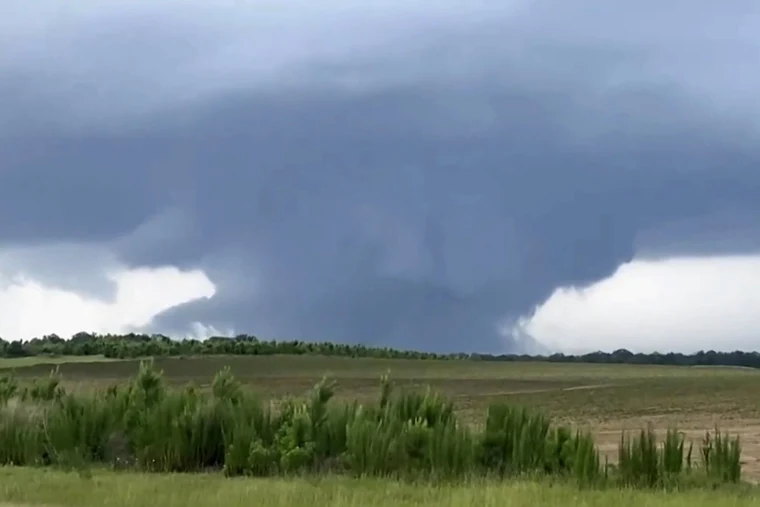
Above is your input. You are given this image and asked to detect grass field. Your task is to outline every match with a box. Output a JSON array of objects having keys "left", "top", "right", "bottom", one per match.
[
  {"left": 1, "top": 353, "right": 759, "bottom": 505},
  {"left": 0, "top": 467, "right": 758, "bottom": 507},
  {"left": 0, "top": 355, "right": 118, "bottom": 369}
]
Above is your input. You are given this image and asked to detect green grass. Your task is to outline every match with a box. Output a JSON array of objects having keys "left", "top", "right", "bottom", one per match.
[
  {"left": 0, "top": 467, "right": 756, "bottom": 507},
  {"left": 0, "top": 362, "right": 742, "bottom": 488},
  {"left": 0, "top": 355, "right": 757, "bottom": 505}
]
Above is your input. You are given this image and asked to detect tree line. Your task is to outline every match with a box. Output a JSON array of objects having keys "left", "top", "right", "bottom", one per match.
[{"left": 0, "top": 332, "right": 758, "bottom": 369}]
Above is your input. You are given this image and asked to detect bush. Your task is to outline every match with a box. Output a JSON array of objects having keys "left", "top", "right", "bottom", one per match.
[{"left": 0, "top": 363, "right": 742, "bottom": 489}]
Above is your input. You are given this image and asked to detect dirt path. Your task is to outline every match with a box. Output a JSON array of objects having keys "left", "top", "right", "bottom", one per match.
[{"left": 462, "top": 383, "right": 621, "bottom": 397}]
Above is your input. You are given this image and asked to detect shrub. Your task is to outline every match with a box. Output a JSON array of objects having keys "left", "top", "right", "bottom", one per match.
[{"left": 0, "top": 364, "right": 742, "bottom": 489}]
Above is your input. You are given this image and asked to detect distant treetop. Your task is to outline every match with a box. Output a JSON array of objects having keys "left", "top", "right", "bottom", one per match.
[{"left": 0, "top": 333, "right": 757, "bottom": 369}]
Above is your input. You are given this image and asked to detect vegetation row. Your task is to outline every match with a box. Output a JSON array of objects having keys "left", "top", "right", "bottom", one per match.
[
  {"left": 3, "top": 332, "right": 760, "bottom": 369},
  {"left": 0, "top": 363, "right": 742, "bottom": 489}
]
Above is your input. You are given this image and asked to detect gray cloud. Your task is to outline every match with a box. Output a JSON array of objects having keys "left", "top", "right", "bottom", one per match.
[{"left": 2, "top": 0, "right": 760, "bottom": 352}]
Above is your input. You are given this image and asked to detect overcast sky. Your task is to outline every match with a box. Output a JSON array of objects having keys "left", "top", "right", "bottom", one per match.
[{"left": 2, "top": 0, "right": 760, "bottom": 353}]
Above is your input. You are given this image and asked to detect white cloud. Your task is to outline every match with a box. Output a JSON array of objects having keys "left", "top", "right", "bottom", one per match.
[
  {"left": 0, "top": 244, "right": 216, "bottom": 341},
  {"left": 514, "top": 255, "right": 760, "bottom": 354}
]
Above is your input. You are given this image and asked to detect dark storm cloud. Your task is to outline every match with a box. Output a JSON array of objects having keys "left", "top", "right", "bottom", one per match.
[{"left": 2, "top": 0, "right": 760, "bottom": 352}]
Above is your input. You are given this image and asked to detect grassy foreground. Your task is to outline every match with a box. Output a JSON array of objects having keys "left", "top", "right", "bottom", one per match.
[
  {"left": 0, "top": 468, "right": 756, "bottom": 507},
  {"left": 0, "top": 361, "right": 743, "bottom": 489}
]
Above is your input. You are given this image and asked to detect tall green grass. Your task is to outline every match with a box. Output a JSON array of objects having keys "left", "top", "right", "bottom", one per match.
[{"left": 0, "top": 361, "right": 742, "bottom": 489}]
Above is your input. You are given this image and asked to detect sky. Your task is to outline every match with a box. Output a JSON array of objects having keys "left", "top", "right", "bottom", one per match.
[{"left": 2, "top": 0, "right": 760, "bottom": 354}]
